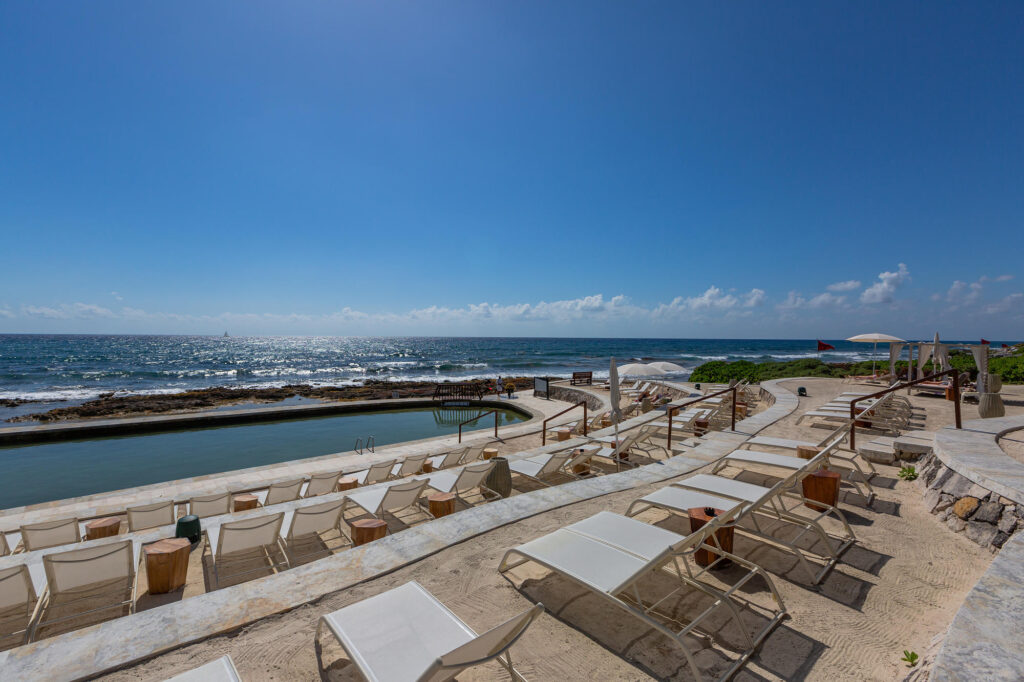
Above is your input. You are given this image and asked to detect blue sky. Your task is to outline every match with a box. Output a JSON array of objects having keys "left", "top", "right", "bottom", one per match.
[{"left": 1, "top": 2, "right": 1022, "bottom": 339}]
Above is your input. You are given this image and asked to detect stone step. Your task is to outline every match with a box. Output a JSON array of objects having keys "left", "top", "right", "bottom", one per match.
[
  {"left": 858, "top": 439, "right": 897, "bottom": 464},
  {"left": 894, "top": 430, "right": 935, "bottom": 457}
]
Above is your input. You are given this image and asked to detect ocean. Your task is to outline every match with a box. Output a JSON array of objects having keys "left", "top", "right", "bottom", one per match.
[{"left": 0, "top": 334, "right": 891, "bottom": 408}]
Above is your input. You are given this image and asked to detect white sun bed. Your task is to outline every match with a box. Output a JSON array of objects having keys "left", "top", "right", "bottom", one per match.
[
  {"left": 127, "top": 500, "right": 176, "bottom": 532},
  {"left": 164, "top": 655, "right": 242, "bottom": 682},
  {"left": 344, "top": 479, "right": 430, "bottom": 523},
  {"left": 205, "top": 512, "right": 288, "bottom": 587},
  {"left": 352, "top": 460, "right": 398, "bottom": 486},
  {"left": 316, "top": 580, "right": 542, "bottom": 682},
  {"left": 423, "top": 461, "right": 497, "bottom": 504},
  {"left": 303, "top": 470, "right": 343, "bottom": 498}
]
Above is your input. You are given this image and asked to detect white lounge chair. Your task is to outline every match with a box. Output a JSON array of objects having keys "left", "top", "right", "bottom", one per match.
[
  {"left": 508, "top": 450, "right": 590, "bottom": 487},
  {"left": 205, "top": 512, "right": 288, "bottom": 587},
  {"left": 498, "top": 511, "right": 785, "bottom": 682},
  {"left": 20, "top": 517, "right": 81, "bottom": 552},
  {"left": 391, "top": 453, "right": 429, "bottom": 478},
  {"left": 127, "top": 500, "right": 176, "bottom": 532},
  {"left": 189, "top": 492, "right": 232, "bottom": 519},
  {"left": 281, "top": 499, "right": 349, "bottom": 564},
  {"left": 344, "top": 479, "right": 430, "bottom": 526},
  {"left": 427, "top": 447, "right": 468, "bottom": 471},
  {"left": 165, "top": 655, "right": 242, "bottom": 682},
  {"left": 0, "top": 565, "right": 37, "bottom": 648},
  {"left": 316, "top": 580, "right": 542, "bottom": 682},
  {"left": 352, "top": 460, "right": 398, "bottom": 486},
  {"left": 304, "top": 470, "right": 342, "bottom": 498},
  {"left": 35, "top": 540, "right": 135, "bottom": 636},
  {"left": 257, "top": 478, "right": 304, "bottom": 506},
  {"left": 423, "top": 461, "right": 498, "bottom": 505},
  {"left": 0, "top": 533, "right": 9, "bottom": 556}
]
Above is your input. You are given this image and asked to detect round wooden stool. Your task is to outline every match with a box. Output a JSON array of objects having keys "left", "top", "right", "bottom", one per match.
[
  {"left": 802, "top": 469, "right": 841, "bottom": 512},
  {"left": 233, "top": 494, "right": 259, "bottom": 512},
  {"left": 420, "top": 460, "right": 434, "bottom": 474},
  {"left": 351, "top": 519, "right": 387, "bottom": 546},
  {"left": 688, "top": 507, "right": 734, "bottom": 568},
  {"left": 428, "top": 493, "right": 456, "bottom": 518},
  {"left": 85, "top": 517, "right": 121, "bottom": 540},
  {"left": 601, "top": 416, "right": 612, "bottom": 428},
  {"left": 338, "top": 476, "right": 359, "bottom": 491},
  {"left": 796, "top": 445, "right": 821, "bottom": 460},
  {"left": 144, "top": 537, "right": 191, "bottom": 594},
  {"left": 556, "top": 428, "right": 572, "bottom": 442},
  {"left": 694, "top": 419, "right": 710, "bottom": 437},
  {"left": 482, "top": 447, "right": 499, "bottom": 460}
]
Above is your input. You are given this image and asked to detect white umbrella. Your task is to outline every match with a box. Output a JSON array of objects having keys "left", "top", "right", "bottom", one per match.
[
  {"left": 648, "top": 361, "right": 686, "bottom": 373},
  {"left": 617, "top": 363, "right": 667, "bottom": 377},
  {"left": 846, "top": 333, "right": 906, "bottom": 375}
]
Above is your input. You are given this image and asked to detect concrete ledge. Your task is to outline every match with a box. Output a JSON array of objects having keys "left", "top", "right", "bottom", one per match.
[
  {"left": 932, "top": 416, "right": 1024, "bottom": 506},
  {"left": 0, "top": 382, "right": 797, "bottom": 680}
]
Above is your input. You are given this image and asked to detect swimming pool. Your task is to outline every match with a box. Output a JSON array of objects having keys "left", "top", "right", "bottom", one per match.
[{"left": 0, "top": 406, "right": 528, "bottom": 508}]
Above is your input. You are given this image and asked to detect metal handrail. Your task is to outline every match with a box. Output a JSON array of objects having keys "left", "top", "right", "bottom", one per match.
[
  {"left": 666, "top": 384, "right": 738, "bottom": 450},
  {"left": 849, "top": 369, "right": 961, "bottom": 449},
  {"left": 541, "top": 401, "right": 588, "bottom": 445},
  {"left": 353, "top": 437, "right": 363, "bottom": 454},
  {"left": 458, "top": 409, "right": 499, "bottom": 443},
  {"left": 366, "top": 436, "right": 375, "bottom": 453}
]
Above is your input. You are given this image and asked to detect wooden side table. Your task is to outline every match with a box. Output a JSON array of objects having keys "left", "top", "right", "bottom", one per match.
[
  {"left": 482, "top": 447, "right": 499, "bottom": 460},
  {"left": 420, "top": 460, "right": 434, "bottom": 473},
  {"left": 802, "top": 469, "right": 841, "bottom": 512},
  {"left": 796, "top": 445, "right": 820, "bottom": 460},
  {"left": 144, "top": 538, "right": 190, "bottom": 594},
  {"left": 688, "top": 507, "right": 733, "bottom": 569},
  {"left": 694, "top": 419, "right": 710, "bottom": 437},
  {"left": 351, "top": 519, "right": 387, "bottom": 546},
  {"left": 233, "top": 494, "right": 259, "bottom": 512},
  {"left": 338, "top": 476, "right": 359, "bottom": 491},
  {"left": 601, "top": 416, "right": 612, "bottom": 428},
  {"left": 428, "top": 493, "right": 456, "bottom": 518},
  {"left": 556, "top": 428, "right": 571, "bottom": 442},
  {"left": 85, "top": 517, "right": 121, "bottom": 540}
]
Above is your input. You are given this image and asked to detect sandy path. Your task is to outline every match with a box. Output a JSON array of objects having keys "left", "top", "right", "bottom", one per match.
[{"left": 102, "top": 378, "right": 1002, "bottom": 682}]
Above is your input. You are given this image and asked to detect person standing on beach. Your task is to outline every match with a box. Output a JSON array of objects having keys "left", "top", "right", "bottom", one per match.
[{"left": 496, "top": 376, "right": 504, "bottom": 399}]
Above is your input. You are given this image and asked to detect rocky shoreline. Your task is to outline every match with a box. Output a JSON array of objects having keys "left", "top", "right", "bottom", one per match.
[{"left": 7, "top": 377, "right": 535, "bottom": 423}]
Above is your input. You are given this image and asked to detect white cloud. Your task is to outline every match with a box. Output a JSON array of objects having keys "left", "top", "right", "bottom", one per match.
[
  {"left": 982, "top": 293, "right": 1024, "bottom": 315},
  {"left": 110, "top": 291, "right": 123, "bottom": 301},
  {"left": 743, "top": 289, "right": 766, "bottom": 307},
  {"left": 826, "top": 280, "right": 861, "bottom": 292},
  {"left": 860, "top": 263, "right": 910, "bottom": 304},
  {"left": 777, "top": 291, "right": 846, "bottom": 310},
  {"left": 995, "top": 274, "right": 1014, "bottom": 282},
  {"left": 946, "top": 280, "right": 983, "bottom": 306},
  {"left": 0, "top": 307, "right": 14, "bottom": 319},
  {"left": 22, "top": 303, "right": 117, "bottom": 319}
]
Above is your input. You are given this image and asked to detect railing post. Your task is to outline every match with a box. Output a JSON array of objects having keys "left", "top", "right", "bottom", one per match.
[
  {"left": 667, "top": 405, "right": 675, "bottom": 450},
  {"left": 849, "top": 402, "right": 856, "bottom": 450},
  {"left": 583, "top": 402, "right": 588, "bottom": 437},
  {"left": 731, "top": 387, "right": 736, "bottom": 431},
  {"left": 953, "top": 372, "right": 962, "bottom": 429},
  {"left": 458, "top": 425, "right": 463, "bottom": 443},
  {"left": 494, "top": 411, "right": 499, "bottom": 439}
]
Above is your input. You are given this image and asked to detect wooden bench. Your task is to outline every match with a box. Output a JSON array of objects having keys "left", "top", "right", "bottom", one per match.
[{"left": 571, "top": 371, "right": 593, "bottom": 386}]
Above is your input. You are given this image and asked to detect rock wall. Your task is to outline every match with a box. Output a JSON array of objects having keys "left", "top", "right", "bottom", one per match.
[
  {"left": 917, "top": 453, "right": 1022, "bottom": 552},
  {"left": 544, "top": 383, "right": 607, "bottom": 412}
]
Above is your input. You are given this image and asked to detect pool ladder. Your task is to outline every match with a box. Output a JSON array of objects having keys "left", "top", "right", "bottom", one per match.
[{"left": 354, "top": 436, "right": 375, "bottom": 454}]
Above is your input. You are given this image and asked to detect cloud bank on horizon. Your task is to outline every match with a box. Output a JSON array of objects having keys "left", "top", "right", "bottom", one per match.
[{"left": 2, "top": 264, "right": 1021, "bottom": 339}]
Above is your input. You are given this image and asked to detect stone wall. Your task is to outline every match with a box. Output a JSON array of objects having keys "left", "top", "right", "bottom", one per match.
[
  {"left": 544, "top": 383, "right": 607, "bottom": 412},
  {"left": 917, "top": 452, "right": 1022, "bottom": 551}
]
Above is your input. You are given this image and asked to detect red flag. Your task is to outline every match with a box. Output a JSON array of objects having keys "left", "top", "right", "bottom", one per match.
[
  {"left": 817, "top": 340, "right": 836, "bottom": 351},
  {"left": 981, "top": 338, "right": 991, "bottom": 344},
  {"left": 1004, "top": 344, "right": 1010, "bottom": 349}
]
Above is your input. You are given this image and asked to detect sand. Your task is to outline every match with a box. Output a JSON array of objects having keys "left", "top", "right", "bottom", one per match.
[{"left": 100, "top": 378, "right": 1024, "bottom": 681}]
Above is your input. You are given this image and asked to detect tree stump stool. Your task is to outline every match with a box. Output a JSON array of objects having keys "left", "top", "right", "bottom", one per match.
[
  {"left": 338, "top": 476, "right": 359, "bottom": 491},
  {"left": 688, "top": 507, "right": 733, "bottom": 568},
  {"left": 945, "top": 386, "right": 955, "bottom": 401},
  {"left": 802, "top": 468, "right": 841, "bottom": 512},
  {"left": 694, "top": 419, "right": 710, "bottom": 437},
  {"left": 428, "top": 493, "right": 456, "bottom": 518},
  {"left": 144, "top": 537, "right": 190, "bottom": 594},
  {"left": 556, "top": 428, "right": 572, "bottom": 442},
  {"left": 571, "top": 449, "right": 591, "bottom": 476},
  {"left": 482, "top": 447, "right": 499, "bottom": 460},
  {"left": 233, "top": 494, "right": 259, "bottom": 512},
  {"left": 420, "top": 460, "right": 434, "bottom": 474},
  {"left": 796, "top": 445, "right": 821, "bottom": 460},
  {"left": 601, "top": 416, "right": 612, "bottom": 428},
  {"left": 351, "top": 519, "right": 387, "bottom": 546},
  {"left": 85, "top": 517, "right": 121, "bottom": 540}
]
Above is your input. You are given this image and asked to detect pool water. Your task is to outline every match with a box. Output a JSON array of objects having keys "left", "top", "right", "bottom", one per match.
[{"left": 0, "top": 406, "right": 527, "bottom": 508}]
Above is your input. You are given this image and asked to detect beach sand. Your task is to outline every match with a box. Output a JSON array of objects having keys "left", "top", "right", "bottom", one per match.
[{"left": 100, "top": 378, "right": 1022, "bottom": 681}]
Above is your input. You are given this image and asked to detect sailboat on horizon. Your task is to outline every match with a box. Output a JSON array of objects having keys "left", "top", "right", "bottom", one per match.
[{"left": 223, "top": 331, "right": 229, "bottom": 338}]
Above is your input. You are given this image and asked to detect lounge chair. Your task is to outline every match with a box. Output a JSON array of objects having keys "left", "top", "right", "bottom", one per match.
[
  {"left": 304, "top": 470, "right": 342, "bottom": 498},
  {"left": 127, "top": 500, "right": 176, "bottom": 532},
  {"left": 459, "top": 444, "right": 487, "bottom": 464},
  {"left": 344, "top": 479, "right": 430, "bottom": 527},
  {"left": 257, "top": 478, "right": 304, "bottom": 506},
  {"left": 20, "top": 517, "right": 81, "bottom": 552},
  {"left": 35, "top": 540, "right": 135, "bottom": 636},
  {"left": 189, "top": 492, "right": 232, "bottom": 519},
  {"left": 352, "top": 460, "right": 398, "bottom": 486},
  {"left": 627, "top": 467, "right": 855, "bottom": 584},
  {"left": 205, "top": 512, "right": 288, "bottom": 587},
  {"left": 427, "top": 447, "right": 468, "bottom": 471},
  {"left": 508, "top": 451, "right": 587, "bottom": 487},
  {"left": 423, "top": 461, "right": 498, "bottom": 505},
  {"left": 317, "top": 581, "right": 542, "bottom": 682},
  {"left": 0, "top": 565, "right": 37, "bottom": 648},
  {"left": 391, "top": 453, "right": 429, "bottom": 479},
  {"left": 165, "top": 655, "right": 243, "bottom": 682},
  {"left": 281, "top": 499, "right": 349, "bottom": 564},
  {"left": 498, "top": 511, "right": 785, "bottom": 682},
  {"left": 714, "top": 445, "right": 874, "bottom": 501},
  {"left": 0, "top": 534, "right": 8, "bottom": 556}
]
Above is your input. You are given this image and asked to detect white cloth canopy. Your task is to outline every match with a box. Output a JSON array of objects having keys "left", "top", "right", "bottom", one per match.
[
  {"left": 847, "top": 333, "right": 906, "bottom": 374},
  {"left": 918, "top": 343, "right": 935, "bottom": 377},
  {"left": 971, "top": 345, "right": 989, "bottom": 393},
  {"left": 616, "top": 363, "right": 667, "bottom": 377},
  {"left": 647, "top": 361, "right": 686, "bottom": 372},
  {"left": 889, "top": 343, "right": 905, "bottom": 379}
]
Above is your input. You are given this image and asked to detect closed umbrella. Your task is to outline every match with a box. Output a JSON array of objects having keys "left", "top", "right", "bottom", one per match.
[
  {"left": 609, "top": 358, "right": 622, "bottom": 462},
  {"left": 846, "top": 333, "right": 906, "bottom": 375},
  {"left": 648, "top": 361, "right": 686, "bottom": 373},
  {"left": 617, "top": 363, "right": 667, "bottom": 377}
]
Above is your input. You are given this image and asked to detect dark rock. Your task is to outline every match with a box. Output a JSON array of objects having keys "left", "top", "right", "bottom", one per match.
[
  {"left": 965, "top": 521, "right": 998, "bottom": 547},
  {"left": 992, "top": 531, "right": 1011, "bottom": 549},
  {"left": 929, "top": 467, "right": 954, "bottom": 491},
  {"left": 934, "top": 493, "right": 955, "bottom": 513},
  {"left": 998, "top": 509, "right": 1018, "bottom": 534},
  {"left": 971, "top": 501, "right": 1003, "bottom": 524}
]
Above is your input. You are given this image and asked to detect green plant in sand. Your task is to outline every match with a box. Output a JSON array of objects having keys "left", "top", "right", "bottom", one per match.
[
  {"left": 901, "top": 650, "right": 920, "bottom": 667},
  {"left": 897, "top": 466, "right": 918, "bottom": 481}
]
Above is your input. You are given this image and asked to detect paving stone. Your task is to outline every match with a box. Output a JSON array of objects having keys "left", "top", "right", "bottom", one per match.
[{"left": 952, "top": 496, "right": 980, "bottom": 519}]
